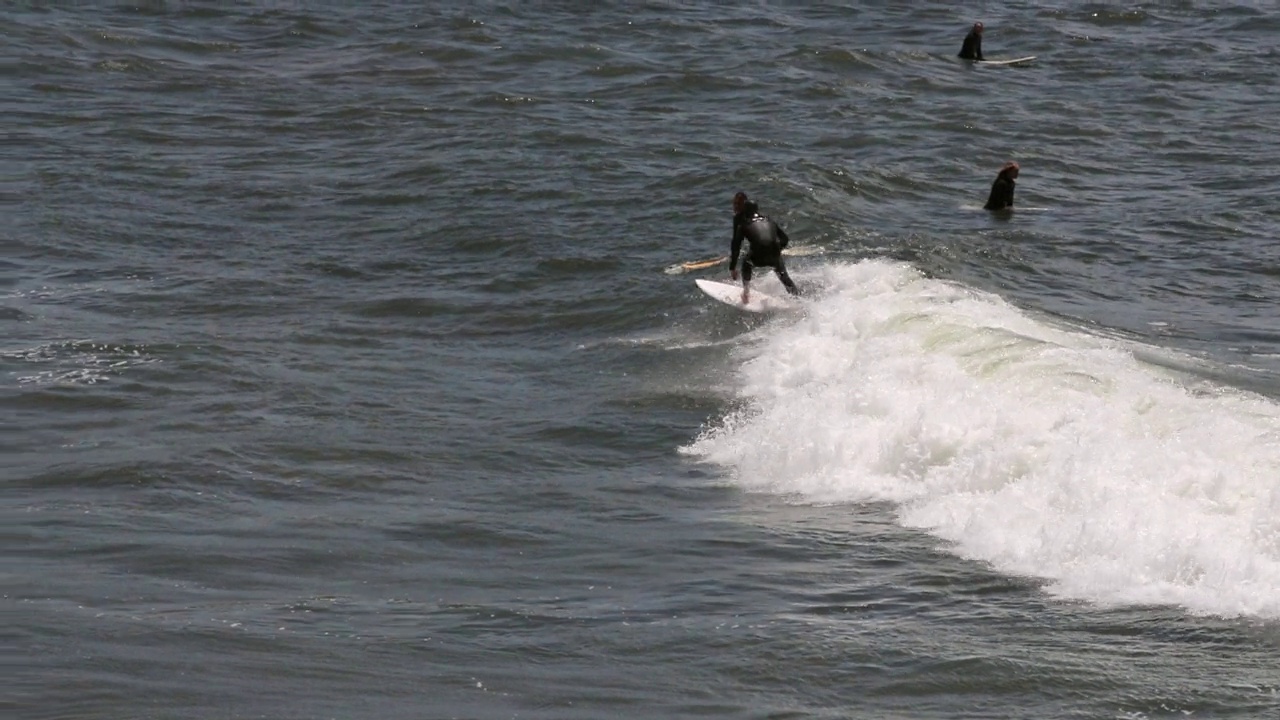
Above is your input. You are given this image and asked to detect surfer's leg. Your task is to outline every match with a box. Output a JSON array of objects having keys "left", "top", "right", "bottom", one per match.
[
  {"left": 741, "top": 262, "right": 754, "bottom": 304},
  {"left": 774, "top": 260, "right": 800, "bottom": 295}
]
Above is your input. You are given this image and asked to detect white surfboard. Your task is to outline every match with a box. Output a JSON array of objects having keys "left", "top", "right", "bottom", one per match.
[
  {"left": 960, "top": 203, "right": 1050, "bottom": 212},
  {"left": 977, "top": 56, "right": 1036, "bottom": 66},
  {"left": 695, "top": 279, "right": 795, "bottom": 314}
]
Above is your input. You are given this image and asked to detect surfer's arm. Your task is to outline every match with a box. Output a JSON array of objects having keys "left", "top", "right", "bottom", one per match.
[
  {"left": 776, "top": 225, "right": 790, "bottom": 249},
  {"left": 729, "top": 220, "right": 745, "bottom": 270}
]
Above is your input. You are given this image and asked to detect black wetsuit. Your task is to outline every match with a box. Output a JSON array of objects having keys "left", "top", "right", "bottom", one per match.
[
  {"left": 731, "top": 205, "right": 799, "bottom": 295},
  {"left": 958, "top": 30, "right": 984, "bottom": 61},
  {"left": 984, "top": 174, "right": 1015, "bottom": 211}
]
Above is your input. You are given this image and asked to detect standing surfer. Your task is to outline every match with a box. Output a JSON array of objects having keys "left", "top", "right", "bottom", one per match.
[{"left": 730, "top": 192, "right": 800, "bottom": 305}]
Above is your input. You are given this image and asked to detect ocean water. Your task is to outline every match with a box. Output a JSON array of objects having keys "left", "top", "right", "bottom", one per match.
[{"left": 5, "top": 2, "right": 1280, "bottom": 718}]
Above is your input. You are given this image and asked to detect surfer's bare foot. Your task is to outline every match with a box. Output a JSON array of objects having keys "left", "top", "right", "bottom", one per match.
[{"left": 741, "top": 291, "right": 750, "bottom": 304}]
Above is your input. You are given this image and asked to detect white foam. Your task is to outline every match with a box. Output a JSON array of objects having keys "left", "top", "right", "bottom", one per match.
[
  {"left": 6, "top": 340, "right": 160, "bottom": 386},
  {"left": 683, "top": 259, "right": 1280, "bottom": 619}
]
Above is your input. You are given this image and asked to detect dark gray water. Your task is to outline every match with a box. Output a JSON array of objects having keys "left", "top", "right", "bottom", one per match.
[{"left": 6, "top": 2, "right": 1280, "bottom": 718}]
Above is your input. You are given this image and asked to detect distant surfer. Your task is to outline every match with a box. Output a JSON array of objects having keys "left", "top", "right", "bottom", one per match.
[
  {"left": 730, "top": 192, "right": 799, "bottom": 305},
  {"left": 958, "top": 22, "right": 984, "bottom": 61},
  {"left": 984, "top": 161, "right": 1019, "bottom": 211}
]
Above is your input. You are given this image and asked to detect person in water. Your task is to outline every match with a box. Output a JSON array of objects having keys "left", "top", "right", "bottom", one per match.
[
  {"left": 730, "top": 192, "right": 799, "bottom": 304},
  {"left": 984, "top": 161, "right": 1019, "bottom": 211},
  {"left": 958, "top": 22, "right": 984, "bottom": 61}
]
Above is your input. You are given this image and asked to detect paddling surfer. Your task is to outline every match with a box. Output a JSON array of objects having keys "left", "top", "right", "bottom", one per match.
[
  {"left": 984, "top": 161, "right": 1019, "bottom": 211},
  {"left": 730, "top": 192, "right": 799, "bottom": 305},
  {"left": 958, "top": 22, "right": 984, "bottom": 61}
]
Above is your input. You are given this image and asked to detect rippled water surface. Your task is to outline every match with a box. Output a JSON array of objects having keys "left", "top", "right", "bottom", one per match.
[{"left": 7, "top": 2, "right": 1280, "bottom": 719}]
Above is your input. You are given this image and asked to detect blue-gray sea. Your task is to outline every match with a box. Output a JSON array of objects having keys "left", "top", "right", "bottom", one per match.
[{"left": 6, "top": 2, "right": 1280, "bottom": 718}]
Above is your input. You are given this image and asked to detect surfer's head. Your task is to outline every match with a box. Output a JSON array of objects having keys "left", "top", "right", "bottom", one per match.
[
  {"left": 733, "top": 191, "right": 748, "bottom": 214},
  {"left": 1000, "top": 161, "right": 1019, "bottom": 179},
  {"left": 973, "top": 22, "right": 984, "bottom": 34}
]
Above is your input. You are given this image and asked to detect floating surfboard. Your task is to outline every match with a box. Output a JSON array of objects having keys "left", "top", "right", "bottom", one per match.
[
  {"left": 695, "top": 279, "right": 795, "bottom": 314},
  {"left": 780, "top": 245, "right": 824, "bottom": 258},
  {"left": 960, "top": 203, "right": 1049, "bottom": 212},
  {"left": 664, "top": 246, "right": 823, "bottom": 275},
  {"left": 977, "top": 56, "right": 1037, "bottom": 66},
  {"left": 666, "top": 255, "right": 728, "bottom": 274}
]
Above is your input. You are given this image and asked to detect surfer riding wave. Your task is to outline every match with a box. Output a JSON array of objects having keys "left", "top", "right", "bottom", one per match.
[{"left": 730, "top": 192, "right": 800, "bottom": 305}]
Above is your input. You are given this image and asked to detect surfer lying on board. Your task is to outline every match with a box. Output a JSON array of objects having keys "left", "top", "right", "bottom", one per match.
[
  {"left": 730, "top": 192, "right": 800, "bottom": 305},
  {"left": 984, "top": 161, "right": 1019, "bottom": 211},
  {"left": 958, "top": 22, "right": 984, "bottom": 61}
]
